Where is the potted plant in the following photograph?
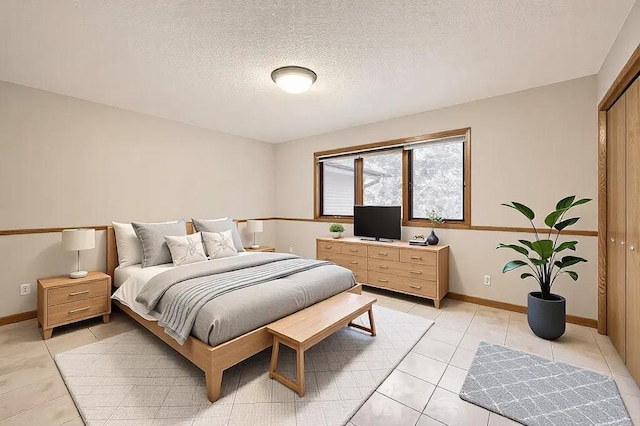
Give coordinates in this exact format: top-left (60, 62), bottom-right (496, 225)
top-left (497, 196), bottom-right (591, 340)
top-left (426, 210), bottom-right (444, 245)
top-left (329, 223), bottom-right (345, 239)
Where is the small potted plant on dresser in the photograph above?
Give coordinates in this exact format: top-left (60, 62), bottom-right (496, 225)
top-left (426, 210), bottom-right (444, 245)
top-left (329, 223), bottom-right (345, 239)
top-left (497, 196), bottom-right (591, 340)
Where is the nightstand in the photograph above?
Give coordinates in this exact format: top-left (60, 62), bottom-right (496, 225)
top-left (37, 271), bottom-right (111, 340)
top-left (244, 246), bottom-right (276, 252)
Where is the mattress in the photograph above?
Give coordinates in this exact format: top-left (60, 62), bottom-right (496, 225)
top-left (112, 254), bottom-right (356, 346)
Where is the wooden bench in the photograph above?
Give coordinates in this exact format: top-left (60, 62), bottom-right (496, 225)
top-left (267, 292), bottom-right (377, 396)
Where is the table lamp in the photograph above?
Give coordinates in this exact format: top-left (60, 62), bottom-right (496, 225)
top-left (246, 220), bottom-right (263, 249)
top-left (62, 228), bottom-right (95, 278)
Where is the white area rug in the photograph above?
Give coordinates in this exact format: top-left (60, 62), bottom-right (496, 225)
top-left (55, 306), bottom-right (433, 425)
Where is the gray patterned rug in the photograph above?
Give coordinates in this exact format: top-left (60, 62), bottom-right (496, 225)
top-left (55, 306), bottom-right (433, 425)
top-left (460, 342), bottom-right (632, 426)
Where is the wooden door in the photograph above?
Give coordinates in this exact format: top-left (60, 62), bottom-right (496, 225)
top-left (607, 92), bottom-right (626, 359)
top-left (626, 77), bottom-right (640, 381)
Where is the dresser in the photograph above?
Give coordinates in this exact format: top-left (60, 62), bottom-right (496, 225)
top-left (37, 271), bottom-right (111, 339)
top-left (316, 237), bottom-right (449, 308)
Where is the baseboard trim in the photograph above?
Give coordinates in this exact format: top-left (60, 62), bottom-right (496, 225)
top-left (0, 310), bottom-right (37, 326)
top-left (447, 293), bottom-right (598, 329)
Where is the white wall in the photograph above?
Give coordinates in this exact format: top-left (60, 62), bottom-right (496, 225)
top-left (0, 81), bottom-right (276, 317)
top-left (275, 76), bottom-right (599, 319)
top-left (597, 0), bottom-right (640, 103)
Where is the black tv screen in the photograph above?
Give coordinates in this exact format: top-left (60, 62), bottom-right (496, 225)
top-left (354, 206), bottom-right (402, 241)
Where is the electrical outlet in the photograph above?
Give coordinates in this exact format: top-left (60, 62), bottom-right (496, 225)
top-left (483, 275), bottom-right (491, 286)
top-left (20, 283), bottom-right (31, 296)
top-left (289, 246), bottom-right (294, 253)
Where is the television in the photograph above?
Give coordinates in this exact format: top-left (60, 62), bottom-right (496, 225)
top-left (354, 205), bottom-right (402, 241)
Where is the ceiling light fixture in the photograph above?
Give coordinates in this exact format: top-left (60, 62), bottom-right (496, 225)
top-left (271, 66), bottom-right (317, 94)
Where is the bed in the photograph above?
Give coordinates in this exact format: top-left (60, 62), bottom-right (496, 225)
top-left (106, 223), bottom-right (361, 402)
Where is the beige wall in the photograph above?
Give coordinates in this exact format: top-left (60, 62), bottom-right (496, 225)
top-left (0, 81), bottom-right (276, 317)
top-left (275, 76), bottom-right (599, 319)
top-left (597, 0), bottom-right (640, 103)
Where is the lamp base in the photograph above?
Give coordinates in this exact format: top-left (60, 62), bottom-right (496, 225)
top-left (250, 244), bottom-right (260, 249)
top-left (69, 270), bottom-right (88, 279)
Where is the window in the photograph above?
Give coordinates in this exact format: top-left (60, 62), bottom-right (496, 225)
top-left (409, 140), bottom-right (464, 220)
top-left (314, 128), bottom-right (470, 227)
top-left (363, 151), bottom-right (402, 206)
top-left (320, 157), bottom-right (355, 216)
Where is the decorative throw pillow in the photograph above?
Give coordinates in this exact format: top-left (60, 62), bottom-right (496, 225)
top-left (202, 230), bottom-right (239, 259)
top-left (132, 220), bottom-right (187, 267)
top-left (165, 233), bottom-right (207, 266)
top-left (192, 218), bottom-right (245, 253)
top-left (112, 222), bottom-right (142, 268)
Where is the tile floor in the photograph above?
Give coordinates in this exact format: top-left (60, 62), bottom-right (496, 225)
top-left (0, 288), bottom-right (638, 426)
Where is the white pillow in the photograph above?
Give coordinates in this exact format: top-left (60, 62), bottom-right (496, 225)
top-left (112, 222), bottom-right (142, 268)
top-left (164, 232), bottom-right (208, 266)
top-left (202, 230), bottom-right (239, 259)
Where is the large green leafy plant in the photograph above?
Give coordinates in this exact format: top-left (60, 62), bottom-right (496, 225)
top-left (497, 196), bottom-right (592, 300)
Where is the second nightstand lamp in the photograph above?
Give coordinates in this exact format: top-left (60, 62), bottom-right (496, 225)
top-left (61, 228), bottom-right (95, 279)
top-left (246, 220), bottom-right (263, 249)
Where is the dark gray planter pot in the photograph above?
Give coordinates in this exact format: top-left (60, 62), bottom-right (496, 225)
top-left (527, 292), bottom-right (566, 340)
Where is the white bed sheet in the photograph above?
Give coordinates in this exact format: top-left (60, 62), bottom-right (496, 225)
top-left (111, 253), bottom-right (255, 321)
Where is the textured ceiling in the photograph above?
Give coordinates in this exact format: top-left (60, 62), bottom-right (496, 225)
top-left (0, 1), bottom-right (634, 143)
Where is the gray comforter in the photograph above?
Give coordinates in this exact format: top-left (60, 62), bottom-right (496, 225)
top-left (136, 253), bottom-right (356, 346)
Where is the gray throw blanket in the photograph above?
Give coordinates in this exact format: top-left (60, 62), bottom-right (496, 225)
top-left (136, 254), bottom-right (330, 344)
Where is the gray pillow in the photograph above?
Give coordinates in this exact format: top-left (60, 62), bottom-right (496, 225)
top-left (132, 220), bottom-right (187, 267)
top-left (191, 218), bottom-right (245, 253)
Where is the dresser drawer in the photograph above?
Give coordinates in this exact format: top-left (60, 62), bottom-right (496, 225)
top-left (368, 271), bottom-right (437, 298)
top-left (47, 280), bottom-right (108, 306)
top-left (340, 243), bottom-right (367, 257)
top-left (47, 296), bottom-right (109, 327)
top-left (368, 258), bottom-right (436, 281)
top-left (399, 249), bottom-right (437, 266)
top-left (318, 252), bottom-right (368, 270)
top-left (350, 268), bottom-right (368, 284)
top-left (334, 254), bottom-right (368, 270)
top-left (317, 241), bottom-right (341, 254)
top-left (367, 246), bottom-right (400, 261)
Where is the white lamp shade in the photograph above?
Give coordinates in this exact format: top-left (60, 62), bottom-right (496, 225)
top-left (62, 229), bottom-right (96, 251)
top-left (246, 220), bottom-right (263, 233)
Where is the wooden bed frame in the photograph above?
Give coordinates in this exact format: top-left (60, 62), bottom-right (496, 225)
top-left (106, 224), bottom-right (362, 402)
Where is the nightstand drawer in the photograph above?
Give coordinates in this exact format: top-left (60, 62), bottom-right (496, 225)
top-left (47, 280), bottom-right (108, 306)
top-left (47, 296), bottom-right (108, 327)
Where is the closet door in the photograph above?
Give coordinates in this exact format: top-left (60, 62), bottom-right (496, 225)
top-left (607, 93), bottom-right (626, 359)
top-left (626, 77), bottom-right (639, 380)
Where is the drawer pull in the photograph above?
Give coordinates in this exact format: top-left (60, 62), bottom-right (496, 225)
top-left (324, 257), bottom-right (333, 261)
top-left (69, 290), bottom-right (90, 296)
top-left (350, 261), bottom-right (359, 264)
top-left (410, 270), bottom-right (422, 275)
top-left (410, 256), bottom-right (422, 260)
top-left (349, 248), bottom-right (359, 252)
top-left (68, 306), bottom-right (90, 314)
top-left (325, 245), bottom-right (333, 249)
top-left (378, 252), bottom-right (388, 256)
top-left (379, 265), bottom-right (388, 269)
top-left (409, 284), bottom-right (422, 289)
top-left (378, 279), bottom-right (389, 283)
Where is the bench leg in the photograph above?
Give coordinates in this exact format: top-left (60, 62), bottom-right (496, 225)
top-left (348, 307), bottom-right (377, 336)
top-left (368, 307), bottom-right (377, 336)
top-left (269, 336), bottom-right (306, 397)
top-left (206, 368), bottom-right (223, 402)
top-left (269, 336), bottom-right (280, 379)
top-left (296, 347), bottom-right (305, 397)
